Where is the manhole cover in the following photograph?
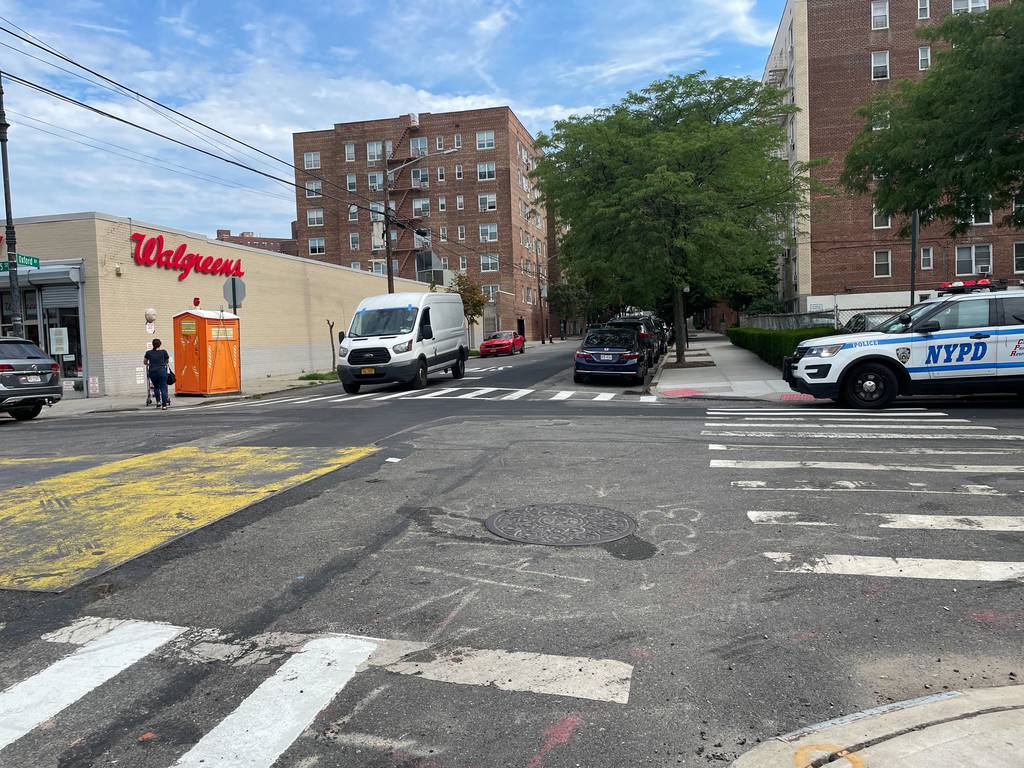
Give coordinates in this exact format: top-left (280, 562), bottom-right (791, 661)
top-left (484, 504), bottom-right (637, 547)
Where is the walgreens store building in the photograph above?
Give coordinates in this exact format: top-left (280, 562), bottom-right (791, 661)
top-left (0, 212), bottom-right (420, 398)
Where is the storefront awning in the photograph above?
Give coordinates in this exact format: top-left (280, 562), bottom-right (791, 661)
top-left (0, 261), bottom-right (82, 288)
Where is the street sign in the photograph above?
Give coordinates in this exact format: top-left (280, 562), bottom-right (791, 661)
top-left (223, 276), bottom-right (246, 310)
top-left (0, 253), bottom-right (40, 272)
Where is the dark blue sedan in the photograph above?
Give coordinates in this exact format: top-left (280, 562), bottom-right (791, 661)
top-left (573, 328), bottom-right (647, 385)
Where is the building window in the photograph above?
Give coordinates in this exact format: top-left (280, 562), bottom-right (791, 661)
top-left (437, 166), bottom-right (445, 182)
top-left (456, 194), bottom-right (464, 210)
top-left (347, 174), bottom-right (356, 192)
top-left (874, 250), bottom-right (892, 278)
top-left (479, 193), bottom-right (497, 211)
top-left (367, 141), bottom-right (383, 162)
top-left (457, 225), bottom-right (466, 241)
top-left (1015, 243), bottom-right (1024, 274)
top-left (345, 142), bottom-right (355, 162)
top-left (351, 261), bottom-right (361, 271)
top-left (436, 136), bottom-right (444, 151)
top-left (480, 223), bottom-right (498, 242)
top-left (919, 0), bottom-right (930, 19)
top-left (481, 253), bottom-right (499, 272)
top-left (411, 167), bottom-right (430, 188)
top-left (525, 286), bottom-right (535, 305)
top-left (368, 172), bottom-right (384, 192)
top-left (307, 208), bottom-right (324, 227)
top-left (414, 230), bottom-right (431, 249)
top-left (308, 237), bottom-right (326, 256)
top-left (872, 51), bottom-right (890, 80)
top-left (349, 233), bottom-right (360, 251)
top-left (972, 206), bottom-right (993, 226)
top-left (410, 136), bottom-right (428, 156)
top-left (953, 0), bottom-right (987, 13)
top-left (919, 46), bottom-right (932, 70)
top-left (439, 226), bottom-right (448, 241)
top-left (455, 163), bottom-right (463, 180)
top-left (303, 151), bottom-right (320, 170)
top-left (459, 255), bottom-right (467, 270)
top-left (370, 202), bottom-right (384, 222)
top-left (440, 257), bottom-right (449, 270)
top-left (920, 246), bottom-right (934, 271)
top-left (438, 195), bottom-right (447, 212)
top-left (478, 161), bottom-right (496, 181)
top-left (453, 132), bottom-right (462, 149)
top-left (873, 208), bottom-right (892, 229)
top-left (348, 205), bottom-right (358, 222)
top-left (871, 1), bottom-right (889, 30)
top-left (483, 284), bottom-right (498, 301)
top-left (476, 129), bottom-right (495, 150)
top-left (413, 198), bottom-right (430, 217)
top-left (305, 180), bottom-right (322, 198)
top-left (956, 244), bottom-right (992, 275)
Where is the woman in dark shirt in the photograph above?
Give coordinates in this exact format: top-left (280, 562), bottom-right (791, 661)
top-left (144, 339), bottom-right (171, 410)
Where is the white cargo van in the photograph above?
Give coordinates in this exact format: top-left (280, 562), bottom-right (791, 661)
top-left (336, 292), bottom-right (469, 394)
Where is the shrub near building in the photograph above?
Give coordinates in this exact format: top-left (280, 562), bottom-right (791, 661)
top-left (726, 327), bottom-right (837, 369)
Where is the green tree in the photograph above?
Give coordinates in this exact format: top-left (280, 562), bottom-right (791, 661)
top-left (447, 271), bottom-right (487, 330)
top-left (843, 1), bottom-right (1024, 233)
top-left (534, 73), bottom-right (808, 361)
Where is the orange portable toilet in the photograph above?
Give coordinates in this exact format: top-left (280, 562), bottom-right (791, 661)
top-left (172, 310), bottom-right (241, 396)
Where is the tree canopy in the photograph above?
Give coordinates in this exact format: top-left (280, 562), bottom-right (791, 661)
top-left (447, 271), bottom-right (487, 325)
top-left (533, 73), bottom-right (808, 356)
top-left (843, 1), bottom-right (1024, 234)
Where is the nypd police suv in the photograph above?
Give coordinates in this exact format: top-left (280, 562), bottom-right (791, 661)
top-left (784, 279), bottom-right (1024, 409)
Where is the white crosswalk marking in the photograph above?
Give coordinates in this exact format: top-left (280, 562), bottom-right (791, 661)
top-left (328, 393), bottom-right (375, 402)
top-left (0, 620), bottom-right (185, 750)
top-left (290, 393), bottom-right (349, 405)
top-left (704, 422), bottom-right (993, 430)
top-left (373, 390), bottom-right (416, 401)
top-left (763, 552), bottom-right (1024, 582)
top-left (500, 389), bottom-right (534, 400)
top-left (712, 459), bottom-right (1024, 473)
top-left (592, 393), bottom-right (616, 401)
top-left (173, 636), bottom-right (376, 768)
top-left (550, 391), bottom-right (575, 401)
top-left (703, 431), bottom-right (1024, 441)
top-left (708, 443), bottom-right (1013, 456)
top-left (747, 511), bottom-right (1024, 531)
top-left (411, 388), bottom-right (459, 399)
top-left (455, 387), bottom-right (499, 399)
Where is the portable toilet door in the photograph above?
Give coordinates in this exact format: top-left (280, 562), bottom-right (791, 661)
top-left (172, 310), bottom-right (241, 396)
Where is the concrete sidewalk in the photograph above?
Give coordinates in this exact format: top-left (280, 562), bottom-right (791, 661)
top-left (36, 372), bottom-right (333, 419)
top-left (732, 684), bottom-right (1023, 767)
top-left (653, 332), bottom-right (811, 402)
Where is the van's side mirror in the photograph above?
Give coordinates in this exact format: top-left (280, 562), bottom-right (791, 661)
top-left (916, 320), bottom-right (940, 334)
top-left (420, 325), bottom-right (434, 340)
top-left (337, 331), bottom-right (346, 343)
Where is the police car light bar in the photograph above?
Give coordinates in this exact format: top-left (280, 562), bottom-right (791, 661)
top-left (937, 277), bottom-right (1007, 295)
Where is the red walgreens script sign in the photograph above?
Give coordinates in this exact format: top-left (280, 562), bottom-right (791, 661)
top-left (130, 233), bottom-right (245, 282)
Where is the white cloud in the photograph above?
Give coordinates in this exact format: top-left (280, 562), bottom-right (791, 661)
top-left (157, 3), bottom-right (214, 47)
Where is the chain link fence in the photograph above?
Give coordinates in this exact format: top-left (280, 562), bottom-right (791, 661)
top-left (741, 306), bottom-right (907, 333)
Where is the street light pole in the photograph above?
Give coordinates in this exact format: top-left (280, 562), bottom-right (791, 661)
top-left (909, 209), bottom-right (919, 307)
top-left (534, 261), bottom-right (545, 344)
top-left (0, 72), bottom-right (24, 338)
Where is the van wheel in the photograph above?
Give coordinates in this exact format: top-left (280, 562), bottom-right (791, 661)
top-left (411, 360), bottom-right (428, 389)
top-left (451, 358), bottom-right (465, 379)
top-left (843, 362), bottom-right (898, 409)
top-left (342, 382), bottom-right (360, 394)
top-left (9, 404), bottom-right (43, 421)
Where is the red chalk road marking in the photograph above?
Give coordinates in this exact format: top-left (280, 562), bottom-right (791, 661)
top-left (659, 388), bottom-right (705, 397)
top-left (779, 393), bottom-right (815, 401)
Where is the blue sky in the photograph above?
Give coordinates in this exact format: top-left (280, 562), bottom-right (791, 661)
top-left (0, 0), bottom-right (785, 238)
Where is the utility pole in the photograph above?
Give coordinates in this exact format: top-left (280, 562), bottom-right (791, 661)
top-left (0, 73), bottom-right (24, 338)
top-left (382, 165), bottom-right (395, 294)
top-left (909, 209), bottom-right (919, 307)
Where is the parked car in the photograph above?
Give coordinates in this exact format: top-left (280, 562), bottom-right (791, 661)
top-left (480, 330), bottom-right (524, 357)
top-left (0, 337), bottom-right (62, 421)
top-left (336, 292), bottom-right (469, 394)
top-left (606, 317), bottom-right (661, 365)
top-left (574, 327), bottom-right (647, 385)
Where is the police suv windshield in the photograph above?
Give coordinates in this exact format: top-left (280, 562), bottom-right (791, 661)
top-left (349, 307), bottom-right (418, 338)
top-left (874, 302), bottom-right (938, 334)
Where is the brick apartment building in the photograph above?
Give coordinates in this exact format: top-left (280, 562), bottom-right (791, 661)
top-left (765, 0), bottom-right (1018, 312)
top-left (215, 227), bottom-right (298, 257)
top-left (291, 107), bottom-right (550, 339)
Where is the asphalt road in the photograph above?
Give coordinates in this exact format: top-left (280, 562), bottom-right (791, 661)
top-left (1, 340), bottom-right (1022, 768)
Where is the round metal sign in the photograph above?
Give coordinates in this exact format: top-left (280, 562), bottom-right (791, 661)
top-left (484, 504), bottom-right (637, 547)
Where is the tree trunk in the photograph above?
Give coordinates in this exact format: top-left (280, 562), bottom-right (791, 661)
top-left (673, 286), bottom-right (687, 364)
top-left (327, 320), bottom-right (336, 371)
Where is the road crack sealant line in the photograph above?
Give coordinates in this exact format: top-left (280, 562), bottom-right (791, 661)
top-left (797, 702), bottom-right (1024, 768)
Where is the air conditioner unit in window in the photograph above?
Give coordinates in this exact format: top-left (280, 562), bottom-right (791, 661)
top-left (410, 112), bottom-right (419, 127)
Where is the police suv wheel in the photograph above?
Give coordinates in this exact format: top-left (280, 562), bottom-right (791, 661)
top-left (843, 362), bottom-right (898, 409)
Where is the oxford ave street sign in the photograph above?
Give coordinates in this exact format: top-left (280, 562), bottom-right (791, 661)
top-left (0, 253), bottom-right (41, 272)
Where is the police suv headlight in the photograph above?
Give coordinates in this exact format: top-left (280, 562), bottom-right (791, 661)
top-left (392, 340), bottom-right (413, 353)
top-left (804, 344), bottom-right (844, 359)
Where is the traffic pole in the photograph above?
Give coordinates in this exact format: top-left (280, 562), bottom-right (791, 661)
top-left (0, 72), bottom-right (24, 338)
top-left (383, 161), bottom-right (395, 294)
top-left (909, 209), bottom-right (919, 307)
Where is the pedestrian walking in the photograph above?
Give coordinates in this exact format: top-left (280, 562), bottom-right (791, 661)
top-left (144, 338), bottom-right (172, 410)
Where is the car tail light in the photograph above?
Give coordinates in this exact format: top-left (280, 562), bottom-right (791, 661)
top-left (50, 363), bottom-right (60, 373)
top-left (0, 364), bottom-right (12, 372)
top-left (639, 332), bottom-right (650, 339)
top-left (575, 350), bottom-right (592, 359)
top-left (621, 353), bottom-right (641, 360)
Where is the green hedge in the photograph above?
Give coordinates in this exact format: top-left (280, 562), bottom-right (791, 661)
top-left (726, 326), bottom-right (839, 369)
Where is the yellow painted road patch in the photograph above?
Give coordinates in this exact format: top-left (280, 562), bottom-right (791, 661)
top-left (0, 445), bottom-right (377, 592)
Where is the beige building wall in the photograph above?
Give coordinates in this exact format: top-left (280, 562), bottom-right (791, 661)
top-left (15, 212), bottom-right (423, 397)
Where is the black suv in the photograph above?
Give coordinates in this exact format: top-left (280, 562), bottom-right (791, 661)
top-left (606, 317), bottom-right (661, 366)
top-left (0, 337), bottom-right (62, 421)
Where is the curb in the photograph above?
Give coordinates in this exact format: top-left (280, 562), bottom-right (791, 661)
top-left (732, 685), bottom-right (1024, 767)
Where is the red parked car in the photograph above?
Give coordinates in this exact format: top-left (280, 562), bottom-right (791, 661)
top-left (480, 331), bottom-right (524, 357)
